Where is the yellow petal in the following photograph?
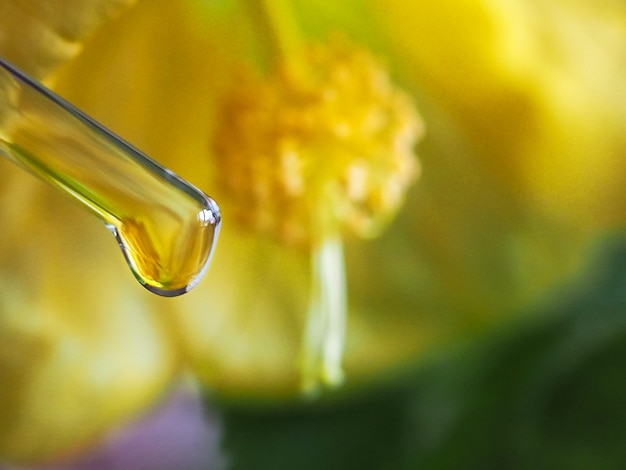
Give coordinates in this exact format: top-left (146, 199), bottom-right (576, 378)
top-left (0, 0), bottom-right (181, 463)
top-left (0, 165), bottom-right (181, 463)
top-left (380, 0), bottom-right (626, 228)
top-left (0, 0), bottom-right (135, 80)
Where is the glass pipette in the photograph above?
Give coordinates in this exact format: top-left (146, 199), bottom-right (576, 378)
top-left (0, 57), bottom-right (221, 297)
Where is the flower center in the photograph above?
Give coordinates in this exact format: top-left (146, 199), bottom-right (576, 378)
top-left (215, 40), bottom-right (423, 247)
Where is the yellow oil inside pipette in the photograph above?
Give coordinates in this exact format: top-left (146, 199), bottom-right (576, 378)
top-left (0, 57), bottom-right (221, 296)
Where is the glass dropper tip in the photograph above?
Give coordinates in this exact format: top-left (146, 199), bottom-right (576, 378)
top-left (110, 194), bottom-right (222, 297)
top-left (0, 57), bottom-right (221, 296)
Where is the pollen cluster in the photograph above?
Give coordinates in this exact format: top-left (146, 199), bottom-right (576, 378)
top-left (214, 41), bottom-right (424, 247)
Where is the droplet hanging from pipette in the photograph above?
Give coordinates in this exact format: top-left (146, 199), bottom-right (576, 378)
top-left (0, 57), bottom-right (221, 296)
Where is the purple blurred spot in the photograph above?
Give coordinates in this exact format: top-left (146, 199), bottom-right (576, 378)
top-left (2, 385), bottom-right (224, 470)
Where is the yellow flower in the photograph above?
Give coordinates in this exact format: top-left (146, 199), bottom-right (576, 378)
top-left (3, 0), bottom-right (626, 462)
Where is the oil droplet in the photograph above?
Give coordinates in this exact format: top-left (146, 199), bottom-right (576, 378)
top-left (107, 197), bottom-right (220, 296)
top-left (0, 58), bottom-right (221, 296)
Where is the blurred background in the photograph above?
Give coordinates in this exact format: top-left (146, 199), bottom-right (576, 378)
top-left (2, 0), bottom-right (626, 468)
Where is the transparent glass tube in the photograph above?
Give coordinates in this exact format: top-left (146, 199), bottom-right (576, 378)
top-left (0, 57), bottom-right (221, 297)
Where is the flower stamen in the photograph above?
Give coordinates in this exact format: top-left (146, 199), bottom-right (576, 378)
top-left (301, 237), bottom-right (346, 394)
